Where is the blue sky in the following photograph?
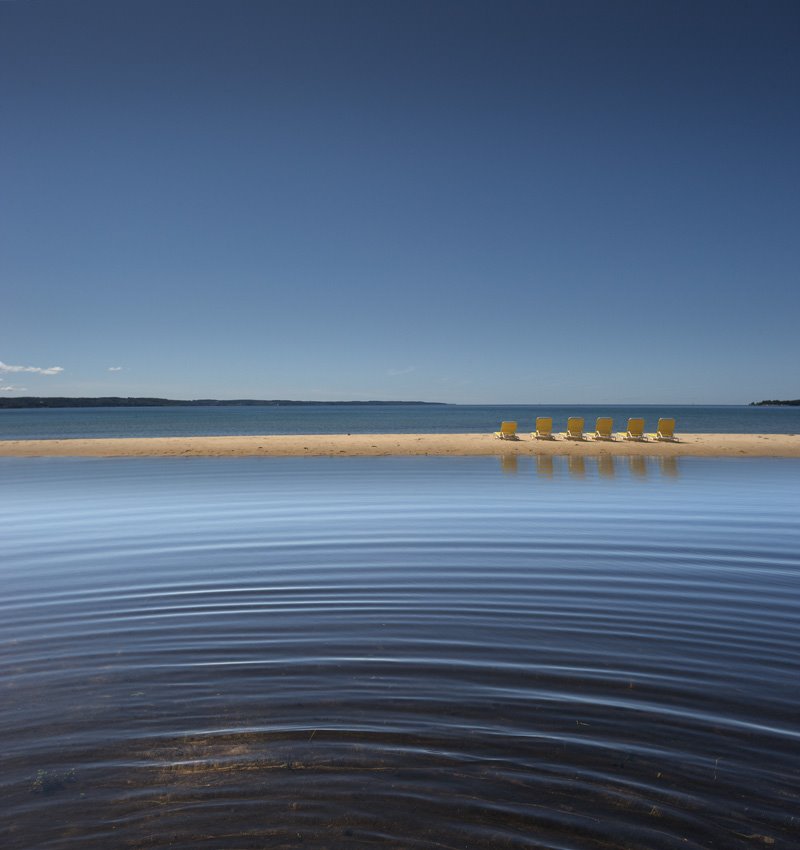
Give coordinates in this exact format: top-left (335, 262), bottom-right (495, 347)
top-left (2, 0), bottom-right (798, 403)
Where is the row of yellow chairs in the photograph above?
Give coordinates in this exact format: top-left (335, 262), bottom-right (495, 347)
top-left (494, 417), bottom-right (677, 442)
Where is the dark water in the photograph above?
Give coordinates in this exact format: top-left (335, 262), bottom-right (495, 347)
top-left (2, 403), bottom-right (800, 440)
top-left (2, 457), bottom-right (799, 849)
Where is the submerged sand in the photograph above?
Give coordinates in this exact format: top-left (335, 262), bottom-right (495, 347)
top-left (1, 433), bottom-right (799, 457)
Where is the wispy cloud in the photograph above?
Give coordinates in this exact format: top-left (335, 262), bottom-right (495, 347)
top-left (387, 366), bottom-right (415, 377)
top-left (0, 385), bottom-right (27, 392)
top-left (0, 360), bottom-right (64, 375)
top-left (108, 366), bottom-right (123, 371)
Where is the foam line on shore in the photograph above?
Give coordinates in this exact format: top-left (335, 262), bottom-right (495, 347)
top-left (1, 433), bottom-right (799, 457)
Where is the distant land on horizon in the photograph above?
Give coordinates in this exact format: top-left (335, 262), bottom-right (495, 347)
top-left (750, 399), bottom-right (800, 407)
top-left (0, 397), bottom-right (448, 410)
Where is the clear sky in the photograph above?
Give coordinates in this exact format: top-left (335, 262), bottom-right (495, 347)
top-left (2, 0), bottom-right (798, 403)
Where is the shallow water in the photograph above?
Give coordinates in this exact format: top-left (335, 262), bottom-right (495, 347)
top-left (2, 402), bottom-right (800, 440)
top-left (2, 457), bottom-right (799, 849)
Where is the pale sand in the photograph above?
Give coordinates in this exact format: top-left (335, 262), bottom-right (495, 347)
top-left (1, 433), bottom-right (799, 457)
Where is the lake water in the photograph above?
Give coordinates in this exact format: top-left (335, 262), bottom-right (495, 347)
top-left (2, 403), bottom-right (800, 440)
top-left (2, 457), bottom-right (799, 849)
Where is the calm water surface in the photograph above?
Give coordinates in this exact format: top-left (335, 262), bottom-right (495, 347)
top-left (3, 403), bottom-right (800, 439)
top-left (2, 457), bottom-right (799, 849)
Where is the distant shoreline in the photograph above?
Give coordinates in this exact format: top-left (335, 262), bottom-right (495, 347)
top-left (0, 397), bottom-right (447, 410)
top-left (2, 433), bottom-right (799, 458)
top-left (749, 399), bottom-right (800, 407)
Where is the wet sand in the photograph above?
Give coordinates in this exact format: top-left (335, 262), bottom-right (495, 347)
top-left (1, 433), bottom-right (799, 457)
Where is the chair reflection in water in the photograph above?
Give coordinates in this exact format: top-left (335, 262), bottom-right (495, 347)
top-left (536, 455), bottom-right (554, 477)
top-left (660, 457), bottom-right (679, 476)
top-left (568, 456), bottom-right (586, 477)
top-left (500, 455), bottom-right (519, 474)
top-left (629, 456), bottom-right (648, 476)
top-left (597, 454), bottom-right (615, 477)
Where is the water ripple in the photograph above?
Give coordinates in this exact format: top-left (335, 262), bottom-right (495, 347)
top-left (1, 458), bottom-right (799, 849)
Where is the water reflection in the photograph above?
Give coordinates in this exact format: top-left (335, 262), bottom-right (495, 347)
top-left (568, 455), bottom-right (586, 477)
top-left (597, 454), bottom-right (615, 477)
top-left (660, 456), bottom-right (679, 477)
top-left (521, 455), bottom-right (682, 478)
top-left (6, 456), bottom-right (795, 850)
top-left (500, 454), bottom-right (519, 474)
top-left (629, 455), bottom-right (648, 477)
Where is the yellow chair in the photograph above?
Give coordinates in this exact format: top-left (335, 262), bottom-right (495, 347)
top-left (532, 416), bottom-right (555, 439)
top-left (651, 418), bottom-right (677, 441)
top-left (623, 418), bottom-right (647, 441)
top-left (593, 417), bottom-right (615, 440)
top-left (564, 417), bottom-right (586, 440)
top-left (494, 421), bottom-right (518, 440)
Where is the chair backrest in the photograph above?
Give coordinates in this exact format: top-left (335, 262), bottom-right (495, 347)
top-left (535, 416), bottom-right (552, 435)
top-left (595, 417), bottom-right (613, 436)
top-left (500, 421), bottom-right (517, 436)
top-left (657, 418), bottom-right (675, 437)
top-left (627, 417), bottom-right (645, 437)
top-left (567, 417), bottom-right (584, 436)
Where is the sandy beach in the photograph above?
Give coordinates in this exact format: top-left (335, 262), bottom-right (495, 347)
top-left (1, 433), bottom-right (799, 457)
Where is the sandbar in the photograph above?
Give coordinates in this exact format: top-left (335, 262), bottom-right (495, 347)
top-left (0, 433), bottom-right (799, 457)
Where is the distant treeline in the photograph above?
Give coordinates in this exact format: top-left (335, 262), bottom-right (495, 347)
top-left (750, 399), bottom-right (800, 407)
top-left (0, 397), bottom-right (446, 410)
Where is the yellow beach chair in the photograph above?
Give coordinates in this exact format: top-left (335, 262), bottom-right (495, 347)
top-left (494, 421), bottom-right (518, 440)
top-left (532, 416), bottom-right (555, 439)
top-left (623, 418), bottom-right (647, 441)
top-left (593, 417), bottom-right (615, 440)
top-left (650, 418), bottom-right (677, 441)
top-left (564, 417), bottom-right (586, 440)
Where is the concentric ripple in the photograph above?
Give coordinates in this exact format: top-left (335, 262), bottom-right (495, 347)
top-left (1, 457), bottom-right (799, 849)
